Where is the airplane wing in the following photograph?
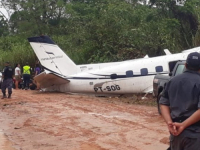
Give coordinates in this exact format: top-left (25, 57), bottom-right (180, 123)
top-left (34, 71), bottom-right (70, 88)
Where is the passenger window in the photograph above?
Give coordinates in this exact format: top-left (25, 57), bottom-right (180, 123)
top-left (155, 66), bottom-right (163, 72)
top-left (126, 70), bottom-right (133, 77)
top-left (110, 74), bottom-right (117, 79)
top-left (175, 65), bottom-right (185, 76)
top-left (141, 68), bottom-right (148, 76)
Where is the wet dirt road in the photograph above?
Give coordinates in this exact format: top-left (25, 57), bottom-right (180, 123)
top-left (0, 90), bottom-right (169, 150)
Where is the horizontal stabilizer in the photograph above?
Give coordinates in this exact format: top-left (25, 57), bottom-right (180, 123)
top-left (34, 72), bottom-right (70, 88)
top-left (164, 49), bottom-right (171, 55)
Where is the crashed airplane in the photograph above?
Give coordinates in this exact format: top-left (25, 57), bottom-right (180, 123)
top-left (28, 35), bottom-right (200, 95)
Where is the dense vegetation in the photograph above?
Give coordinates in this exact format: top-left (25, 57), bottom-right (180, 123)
top-left (0, 0), bottom-right (199, 68)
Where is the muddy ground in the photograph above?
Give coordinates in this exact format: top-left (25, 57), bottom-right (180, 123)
top-left (0, 90), bottom-right (169, 150)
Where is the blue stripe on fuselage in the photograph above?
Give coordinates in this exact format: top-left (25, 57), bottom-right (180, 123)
top-left (42, 65), bottom-right (168, 80)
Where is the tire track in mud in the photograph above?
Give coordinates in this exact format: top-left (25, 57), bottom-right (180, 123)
top-left (28, 92), bottom-right (168, 149)
top-left (0, 90), bottom-right (169, 150)
top-left (36, 94), bottom-right (169, 149)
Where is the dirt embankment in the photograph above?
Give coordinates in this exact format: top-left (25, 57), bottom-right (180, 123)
top-left (0, 90), bottom-right (169, 150)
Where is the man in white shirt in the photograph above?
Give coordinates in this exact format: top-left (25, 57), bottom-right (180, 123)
top-left (15, 63), bottom-right (21, 90)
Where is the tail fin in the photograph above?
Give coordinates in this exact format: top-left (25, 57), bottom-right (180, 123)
top-left (28, 35), bottom-right (77, 76)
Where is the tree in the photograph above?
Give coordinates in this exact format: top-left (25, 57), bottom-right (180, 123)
top-left (4, 0), bottom-right (68, 36)
top-left (0, 0), bottom-right (199, 65)
top-left (0, 15), bottom-right (9, 36)
top-left (148, 0), bottom-right (199, 50)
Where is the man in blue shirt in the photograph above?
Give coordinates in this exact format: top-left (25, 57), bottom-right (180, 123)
top-left (1, 62), bottom-right (14, 99)
top-left (160, 52), bottom-right (200, 150)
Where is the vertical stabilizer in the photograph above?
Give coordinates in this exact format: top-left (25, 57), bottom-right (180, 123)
top-left (28, 36), bottom-right (77, 76)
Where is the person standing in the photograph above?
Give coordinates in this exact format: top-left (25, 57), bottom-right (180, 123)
top-left (23, 62), bottom-right (31, 90)
top-left (14, 63), bottom-right (21, 90)
top-left (159, 52), bottom-right (200, 150)
top-left (1, 62), bottom-right (14, 99)
top-left (34, 64), bottom-right (41, 90)
top-left (34, 64), bottom-right (41, 76)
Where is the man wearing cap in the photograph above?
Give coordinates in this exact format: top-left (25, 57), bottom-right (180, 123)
top-left (159, 52), bottom-right (200, 150)
top-left (1, 62), bottom-right (14, 99)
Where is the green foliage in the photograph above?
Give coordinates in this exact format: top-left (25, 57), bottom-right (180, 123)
top-left (0, 36), bottom-right (35, 68)
top-left (0, 0), bottom-right (199, 66)
top-left (65, 0), bottom-right (149, 63)
top-left (0, 15), bottom-right (9, 36)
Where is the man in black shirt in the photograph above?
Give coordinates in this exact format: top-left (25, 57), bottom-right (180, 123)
top-left (160, 52), bottom-right (200, 150)
top-left (1, 62), bottom-right (14, 99)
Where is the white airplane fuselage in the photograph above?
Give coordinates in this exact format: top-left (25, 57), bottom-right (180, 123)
top-left (27, 36), bottom-right (200, 95)
top-left (46, 52), bottom-right (189, 94)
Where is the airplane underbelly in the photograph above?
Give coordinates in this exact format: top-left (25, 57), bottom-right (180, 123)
top-left (131, 76), bottom-right (154, 93)
top-left (68, 76), bottom-right (154, 94)
top-left (45, 83), bottom-right (70, 92)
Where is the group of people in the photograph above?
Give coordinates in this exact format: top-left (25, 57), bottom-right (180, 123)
top-left (1, 61), bottom-right (41, 99)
